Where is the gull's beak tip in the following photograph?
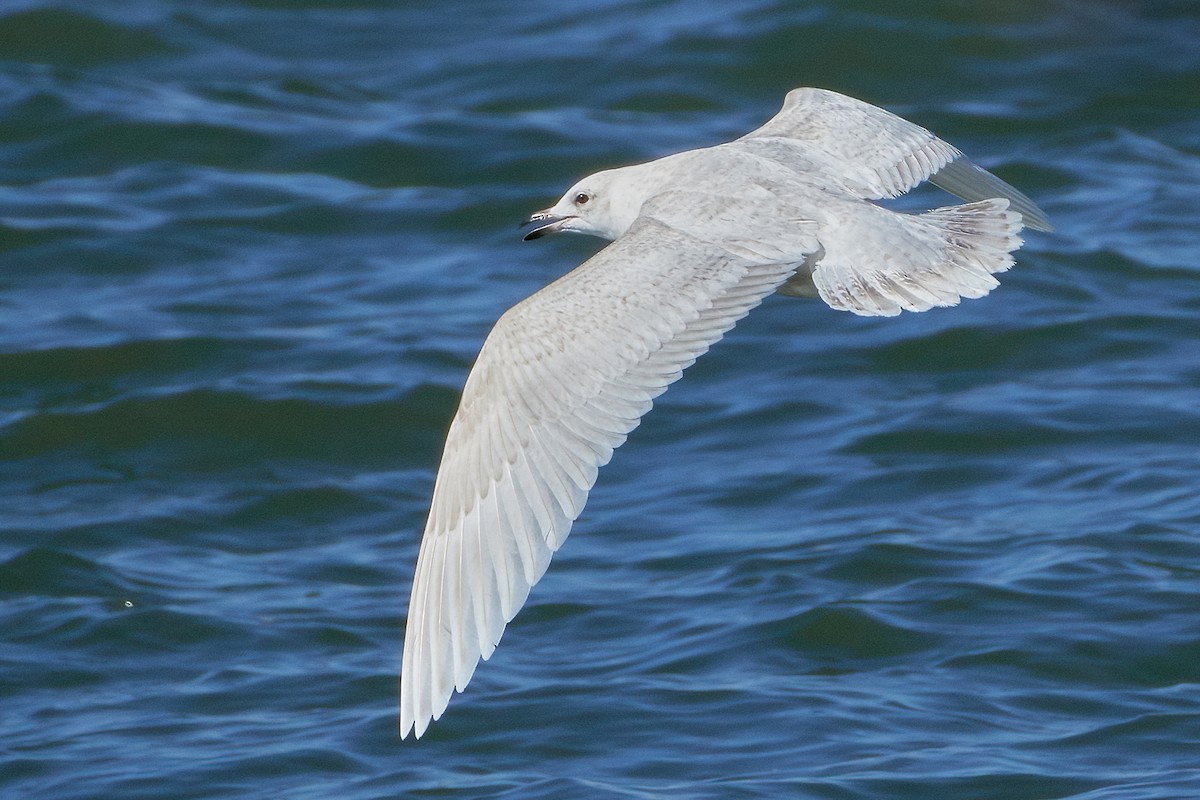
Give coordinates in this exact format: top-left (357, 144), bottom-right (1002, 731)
top-left (520, 208), bottom-right (564, 242)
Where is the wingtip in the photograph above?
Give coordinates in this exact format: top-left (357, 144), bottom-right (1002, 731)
top-left (929, 155), bottom-right (1053, 236)
top-left (1020, 211), bottom-right (1054, 234)
top-left (398, 700), bottom-right (415, 740)
top-left (398, 711), bottom-right (428, 741)
top-left (398, 674), bottom-right (429, 741)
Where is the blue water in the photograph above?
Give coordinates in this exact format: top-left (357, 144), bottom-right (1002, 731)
top-left (3, 2), bottom-right (1199, 798)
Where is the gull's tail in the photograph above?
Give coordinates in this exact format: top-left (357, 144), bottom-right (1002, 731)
top-left (789, 197), bottom-right (1026, 317)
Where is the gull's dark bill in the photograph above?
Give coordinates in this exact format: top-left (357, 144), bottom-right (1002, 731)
top-left (520, 210), bottom-right (569, 241)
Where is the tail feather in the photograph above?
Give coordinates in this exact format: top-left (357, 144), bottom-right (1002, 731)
top-left (806, 198), bottom-right (1025, 317)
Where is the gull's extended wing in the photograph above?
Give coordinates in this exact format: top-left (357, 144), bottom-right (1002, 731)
top-left (401, 205), bottom-right (819, 738)
top-left (740, 87), bottom-right (1052, 231)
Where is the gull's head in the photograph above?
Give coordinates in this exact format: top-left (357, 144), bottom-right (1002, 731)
top-left (521, 166), bottom-right (647, 242)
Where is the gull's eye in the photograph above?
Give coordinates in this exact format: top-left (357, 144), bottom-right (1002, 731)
top-left (574, 192), bottom-right (590, 205)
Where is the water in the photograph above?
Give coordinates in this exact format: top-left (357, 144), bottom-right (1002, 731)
top-left (2, 1), bottom-right (1199, 798)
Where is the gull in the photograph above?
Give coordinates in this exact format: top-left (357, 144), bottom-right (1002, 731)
top-left (399, 87), bottom-right (1051, 739)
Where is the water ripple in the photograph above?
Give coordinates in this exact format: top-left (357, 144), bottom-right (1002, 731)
top-left (3, 2), bottom-right (1200, 799)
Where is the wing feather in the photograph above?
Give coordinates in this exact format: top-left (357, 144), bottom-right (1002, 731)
top-left (400, 215), bottom-right (816, 738)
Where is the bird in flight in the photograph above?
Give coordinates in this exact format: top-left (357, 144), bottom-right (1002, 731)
top-left (400, 87), bottom-right (1051, 739)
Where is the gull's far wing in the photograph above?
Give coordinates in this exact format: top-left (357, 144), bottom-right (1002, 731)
top-left (400, 211), bottom-right (818, 738)
top-left (739, 87), bottom-right (1052, 231)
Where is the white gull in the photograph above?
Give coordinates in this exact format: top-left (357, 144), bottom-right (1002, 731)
top-left (400, 87), bottom-right (1052, 739)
